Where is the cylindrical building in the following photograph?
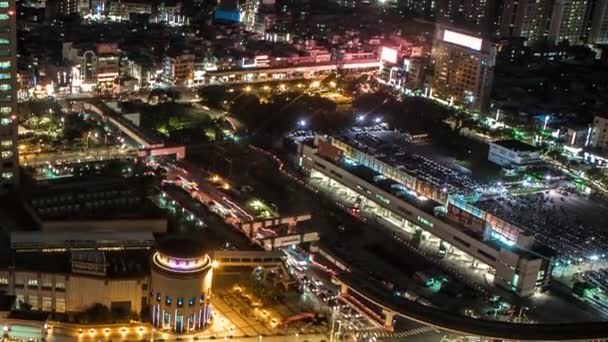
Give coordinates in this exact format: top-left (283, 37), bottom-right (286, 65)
top-left (150, 237), bottom-right (214, 333)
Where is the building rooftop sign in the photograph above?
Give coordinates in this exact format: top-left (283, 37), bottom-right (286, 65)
top-left (442, 30), bottom-right (482, 51)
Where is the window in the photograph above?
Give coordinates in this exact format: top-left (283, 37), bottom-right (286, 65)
top-left (0, 14), bottom-right (9, 20)
top-left (56, 297), bottom-right (66, 312)
top-left (42, 297), bottom-right (52, 311)
top-left (55, 280), bottom-right (65, 289)
top-left (1, 172), bottom-right (12, 180)
top-left (0, 277), bottom-right (7, 284)
top-left (28, 279), bottom-right (38, 287)
top-left (0, 106), bottom-right (9, 113)
top-left (0, 49), bottom-right (9, 57)
top-left (177, 297), bottom-right (183, 307)
top-left (1, 150), bottom-right (12, 159)
top-left (0, 83), bottom-right (11, 91)
top-left (199, 294), bottom-right (204, 304)
top-left (0, 61), bottom-right (8, 69)
top-left (165, 296), bottom-right (172, 305)
top-left (0, 73), bottom-right (10, 80)
top-left (0, 118), bottom-right (9, 125)
top-left (0, 39), bottom-right (8, 45)
top-left (156, 292), bottom-right (161, 301)
top-left (28, 295), bottom-right (38, 310)
top-left (1, 140), bottom-right (11, 147)
top-left (189, 297), bottom-right (195, 306)
top-left (0, 2), bottom-right (8, 8)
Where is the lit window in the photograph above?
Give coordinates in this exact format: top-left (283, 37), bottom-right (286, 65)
top-left (2, 172), bottom-right (12, 180)
top-left (0, 84), bottom-right (10, 91)
top-left (0, 278), bottom-right (7, 284)
top-left (0, 118), bottom-right (9, 125)
top-left (0, 107), bottom-right (9, 113)
top-left (156, 292), bottom-right (161, 301)
top-left (177, 297), bottom-right (183, 307)
top-left (189, 297), bottom-right (195, 306)
top-left (199, 294), bottom-right (204, 303)
top-left (0, 2), bottom-right (8, 8)
top-left (165, 296), bottom-right (172, 305)
top-left (0, 73), bottom-right (11, 80)
top-left (0, 39), bottom-right (8, 45)
top-left (0, 61), bottom-right (9, 69)
top-left (1, 140), bottom-right (10, 147)
top-left (1, 150), bottom-right (11, 159)
top-left (28, 279), bottom-right (38, 287)
top-left (0, 14), bottom-right (8, 20)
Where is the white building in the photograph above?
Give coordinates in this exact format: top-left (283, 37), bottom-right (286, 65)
top-left (488, 140), bottom-right (540, 167)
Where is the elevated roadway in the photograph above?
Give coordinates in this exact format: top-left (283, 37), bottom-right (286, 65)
top-left (334, 271), bottom-right (608, 341)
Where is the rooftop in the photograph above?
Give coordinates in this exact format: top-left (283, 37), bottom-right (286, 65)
top-left (156, 235), bottom-right (211, 259)
top-left (476, 190), bottom-right (608, 260)
top-left (334, 132), bottom-right (482, 195)
top-left (492, 140), bottom-right (538, 152)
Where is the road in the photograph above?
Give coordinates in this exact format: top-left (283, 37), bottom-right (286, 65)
top-left (164, 161), bottom-right (255, 225)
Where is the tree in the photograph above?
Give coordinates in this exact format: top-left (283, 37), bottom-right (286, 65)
top-left (198, 85), bottom-right (227, 108)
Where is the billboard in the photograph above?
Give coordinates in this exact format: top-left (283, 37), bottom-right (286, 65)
top-left (442, 30), bottom-right (482, 51)
top-left (380, 46), bottom-right (398, 64)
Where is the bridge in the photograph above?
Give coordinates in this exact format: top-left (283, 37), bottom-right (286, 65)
top-left (66, 99), bottom-right (185, 160)
top-left (333, 271), bottom-right (608, 341)
top-left (204, 59), bottom-right (380, 85)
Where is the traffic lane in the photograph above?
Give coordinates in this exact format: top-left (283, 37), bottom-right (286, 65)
top-left (166, 163), bottom-right (252, 222)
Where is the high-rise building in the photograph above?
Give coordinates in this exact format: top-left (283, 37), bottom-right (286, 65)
top-left (548, 0), bottom-right (588, 45)
top-left (499, 0), bottom-right (552, 43)
top-left (589, 0), bottom-right (608, 44)
top-left (398, 0), bottom-right (436, 19)
top-left (0, 0), bottom-right (18, 192)
top-left (436, 0), bottom-right (499, 35)
top-left (431, 25), bottom-right (497, 115)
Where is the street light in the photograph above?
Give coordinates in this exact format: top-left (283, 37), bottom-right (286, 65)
top-left (374, 117), bottom-right (382, 124)
top-left (357, 115), bottom-right (365, 122)
top-left (298, 119), bottom-right (307, 127)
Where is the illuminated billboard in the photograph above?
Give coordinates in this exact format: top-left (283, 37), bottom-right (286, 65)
top-left (381, 46), bottom-right (398, 64)
top-left (442, 30), bottom-right (482, 51)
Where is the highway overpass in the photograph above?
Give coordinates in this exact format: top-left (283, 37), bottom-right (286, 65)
top-left (333, 271), bottom-right (608, 341)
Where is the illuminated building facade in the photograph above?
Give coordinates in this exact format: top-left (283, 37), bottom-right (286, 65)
top-left (162, 52), bottom-right (195, 86)
top-left (590, 0), bottom-right (608, 44)
top-left (431, 26), bottom-right (496, 115)
top-left (590, 113), bottom-right (608, 150)
top-left (499, 0), bottom-right (553, 42)
top-left (62, 42), bottom-right (120, 89)
top-left (436, 0), bottom-right (500, 35)
top-left (548, 0), bottom-right (588, 45)
top-left (150, 237), bottom-right (213, 333)
top-left (0, 0), bottom-right (17, 192)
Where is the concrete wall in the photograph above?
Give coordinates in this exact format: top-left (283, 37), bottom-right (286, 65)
top-left (66, 276), bottom-right (147, 313)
